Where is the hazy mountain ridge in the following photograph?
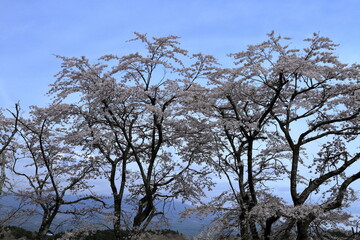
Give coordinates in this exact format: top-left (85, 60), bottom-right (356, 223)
top-left (0, 195), bottom-right (211, 237)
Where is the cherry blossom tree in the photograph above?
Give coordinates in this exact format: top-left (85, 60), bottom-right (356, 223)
top-left (184, 32), bottom-right (360, 240)
top-left (9, 106), bottom-right (105, 238)
top-left (48, 33), bottom-right (216, 239)
top-left (267, 33), bottom-right (360, 240)
top-left (182, 32), bottom-right (293, 240)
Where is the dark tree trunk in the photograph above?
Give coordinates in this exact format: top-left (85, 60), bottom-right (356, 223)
top-left (249, 220), bottom-right (260, 240)
top-left (133, 200), bottom-right (154, 229)
top-left (113, 194), bottom-right (123, 240)
top-left (113, 158), bottom-right (128, 240)
top-left (37, 206), bottom-right (59, 240)
top-left (238, 207), bottom-right (249, 240)
top-left (239, 222), bottom-right (248, 240)
top-left (264, 216), bottom-right (279, 240)
top-left (296, 220), bottom-right (311, 240)
top-left (247, 140), bottom-right (259, 240)
top-left (38, 223), bottom-right (51, 239)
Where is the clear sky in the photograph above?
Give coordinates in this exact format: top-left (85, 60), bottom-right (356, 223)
top-left (1, 0), bottom-right (360, 110)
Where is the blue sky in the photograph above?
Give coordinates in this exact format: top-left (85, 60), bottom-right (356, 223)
top-left (1, 0), bottom-right (360, 110)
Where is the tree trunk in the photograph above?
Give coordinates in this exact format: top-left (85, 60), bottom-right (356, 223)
top-left (112, 158), bottom-right (128, 240)
top-left (37, 212), bottom-right (56, 239)
top-left (264, 216), bottom-right (279, 240)
top-left (0, 153), bottom-right (5, 195)
top-left (38, 223), bottom-right (51, 239)
top-left (37, 202), bottom-right (61, 239)
top-left (133, 200), bottom-right (154, 230)
top-left (249, 220), bottom-right (259, 240)
top-left (240, 222), bottom-right (248, 240)
top-left (296, 220), bottom-right (311, 240)
top-left (247, 140), bottom-right (257, 206)
top-left (113, 194), bottom-right (123, 240)
top-left (239, 210), bottom-right (250, 240)
top-left (247, 140), bottom-right (259, 240)
top-left (290, 147), bottom-right (300, 205)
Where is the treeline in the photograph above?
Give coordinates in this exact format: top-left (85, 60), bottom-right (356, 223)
top-left (1, 226), bottom-right (185, 240)
top-left (0, 32), bottom-right (359, 240)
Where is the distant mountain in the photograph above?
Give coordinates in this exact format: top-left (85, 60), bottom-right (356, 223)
top-left (151, 200), bottom-right (212, 237)
top-left (3, 194), bottom-right (359, 238)
top-left (0, 195), bottom-right (211, 238)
